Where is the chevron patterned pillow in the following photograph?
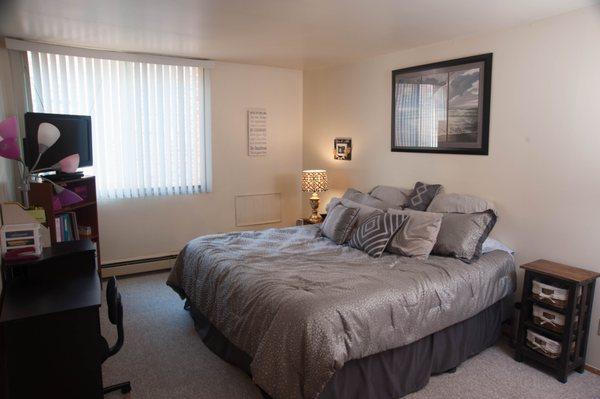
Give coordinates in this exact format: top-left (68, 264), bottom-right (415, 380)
top-left (349, 212), bottom-right (408, 257)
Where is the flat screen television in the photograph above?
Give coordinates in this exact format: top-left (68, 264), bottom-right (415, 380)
top-left (24, 112), bottom-right (93, 170)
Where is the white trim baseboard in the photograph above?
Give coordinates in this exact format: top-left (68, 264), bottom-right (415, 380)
top-left (101, 254), bottom-right (177, 278)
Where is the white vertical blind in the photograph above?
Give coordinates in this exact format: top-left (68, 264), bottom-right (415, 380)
top-left (395, 76), bottom-right (447, 147)
top-left (26, 50), bottom-right (211, 199)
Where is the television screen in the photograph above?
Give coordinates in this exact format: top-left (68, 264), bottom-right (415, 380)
top-left (24, 112), bottom-right (93, 170)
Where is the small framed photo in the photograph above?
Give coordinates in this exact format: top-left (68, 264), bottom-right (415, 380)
top-left (334, 138), bottom-right (352, 160)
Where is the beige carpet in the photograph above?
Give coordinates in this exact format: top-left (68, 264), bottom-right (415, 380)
top-left (101, 271), bottom-right (600, 399)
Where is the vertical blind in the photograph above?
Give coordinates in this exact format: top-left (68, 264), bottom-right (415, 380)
top-left (26, 50), bottom-right (211, 199)
top-left (395, 78), bottom-right (447, 147)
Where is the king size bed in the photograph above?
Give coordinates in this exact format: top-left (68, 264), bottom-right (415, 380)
top-left (167, 223), bottom-right (516, 399)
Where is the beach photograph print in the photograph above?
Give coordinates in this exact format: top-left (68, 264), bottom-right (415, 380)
top-left (391, 53), bottom-right (491, 155)
top-left (447, 68), bottom-right (480, 143)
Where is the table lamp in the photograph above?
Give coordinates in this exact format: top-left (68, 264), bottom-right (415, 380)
top-left (0, 116), bottom-right (83, 208)
top-left (301, 169), bottom-right (328, 223)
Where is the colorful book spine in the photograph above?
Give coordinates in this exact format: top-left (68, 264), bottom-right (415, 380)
top-left (54, 213), bottom-right (80, 242)
top-left (55, 217), bottom-right (62, 242)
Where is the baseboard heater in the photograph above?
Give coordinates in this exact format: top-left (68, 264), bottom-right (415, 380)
top-left (101, 254), bottom-right (178, 278)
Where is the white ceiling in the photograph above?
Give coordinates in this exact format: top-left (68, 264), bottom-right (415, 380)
top-left (0, 0), bottom-right (597, 70)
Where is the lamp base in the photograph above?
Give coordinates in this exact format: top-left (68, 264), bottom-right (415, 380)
top-left (308, 194), bottom-right (323, 223)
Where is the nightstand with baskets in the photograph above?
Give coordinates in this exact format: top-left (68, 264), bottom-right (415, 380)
top-left (514, 259), bottom-right (599, 383)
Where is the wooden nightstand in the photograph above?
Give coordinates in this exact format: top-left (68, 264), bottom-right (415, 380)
top-left (514, 259), bottom-right (600, 383)
top-left (296, 214), bottom-right (327, 226)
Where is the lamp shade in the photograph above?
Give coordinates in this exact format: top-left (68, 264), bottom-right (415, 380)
top-left (57, 154), bottom-right (80, 173)
top-left (0, 116), bottom-right (20, 160)
top-left (54, 185), bottom-right (84, 207)
top-left (301, 169), bottom-right (328, 193)
top-left (37, 122), bottom-right (60, 153)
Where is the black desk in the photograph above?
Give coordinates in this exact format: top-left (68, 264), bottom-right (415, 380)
top-left (0, 240), bottom-right (103, 399)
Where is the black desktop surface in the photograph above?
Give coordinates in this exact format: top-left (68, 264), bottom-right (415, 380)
top-left (0, 240), bottom-right (101, 323)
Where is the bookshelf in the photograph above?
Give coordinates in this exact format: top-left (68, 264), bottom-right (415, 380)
top-left (29, 176), bottom-right (102, 266)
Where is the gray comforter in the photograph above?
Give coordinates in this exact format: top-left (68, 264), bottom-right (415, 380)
top-left (167, 225), bottom-right (516, 399)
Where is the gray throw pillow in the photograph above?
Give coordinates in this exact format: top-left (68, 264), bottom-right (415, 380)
top-left (432, 210), bottom-right (497, 263)
top-left (386, 209), bottom-right (443, 258)
top-left (406, 182), bottom-right (443, 211)
top-left (320, 203), bottom-right (359, 244)
top-left (349, 213), bottom-right (408, 257)
top-left (369, 185), bottom-right (412, 209)
top-left (427, 193), bottom-right (497, 216)
top-left (326, 197), bottom-right (383, 227)
top-left (342, 188), bottom-right (387, 210)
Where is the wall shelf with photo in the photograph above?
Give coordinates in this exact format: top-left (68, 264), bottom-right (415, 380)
top-left (391, 53), bottom-right (492, 155)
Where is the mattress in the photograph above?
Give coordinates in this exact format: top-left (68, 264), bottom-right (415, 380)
top-left (167, 225), bottom-right (516, 399)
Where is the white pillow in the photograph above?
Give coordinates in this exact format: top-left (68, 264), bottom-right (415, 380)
top-left (481, 237), bottom-right (514, 255)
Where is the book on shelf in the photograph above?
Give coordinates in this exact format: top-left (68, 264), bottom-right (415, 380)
top-left (54, 212), bottom-right (80, 242)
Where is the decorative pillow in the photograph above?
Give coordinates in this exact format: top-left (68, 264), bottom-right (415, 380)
top-left (342, 188), bottom-right (388, 210)
top-left (386, 209), bottom-right (443, 258)
top-left (427, 193), bottom-right (497, 216)
top-left (369, 185), bottom-right (412, 209)
top-left (349, 213), bottom-right (408, 257)
top-left (405, 182), bottom-right (443, 211)
top-left (326, 198), bottom-right (384, 227)
top-left (320, 203), bottom-right (359, 244)
top-left (432, 210), bottom-right (497, 263)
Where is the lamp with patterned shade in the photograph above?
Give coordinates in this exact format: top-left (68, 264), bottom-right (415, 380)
top-left (301, 169), bottom-right (328, 223)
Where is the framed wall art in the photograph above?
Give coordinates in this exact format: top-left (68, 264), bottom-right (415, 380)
top-left (333, 137), bottom-right (352, 160)
top-left (391, 53), bottom-right (492, 155)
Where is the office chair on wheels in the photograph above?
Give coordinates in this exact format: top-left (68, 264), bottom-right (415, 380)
top-left (101, 276), bottom-right (132, 395)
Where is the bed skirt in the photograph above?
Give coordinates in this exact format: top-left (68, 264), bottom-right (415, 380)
top-left (186, 297), bottom-right (512, 399)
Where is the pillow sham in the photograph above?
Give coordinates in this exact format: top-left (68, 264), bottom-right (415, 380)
top-left (405, 182), bottom-right (443, 211)
top-left (432, 210), bottom-right (497, 263)
top-left (342, 188), bottom-right (388, 210)
top-left (349, 212), bottom-right (408, 257)
top-left (427, 193), bottom-right (497, 216)
top-left (320, 203), bottom-right (359, 244)
top-left (326, 197), bottom-right (383, 227)
top-left (369, 185), bottom-right (412, 209)
top-left (387, 209), bottom-right (443, 258)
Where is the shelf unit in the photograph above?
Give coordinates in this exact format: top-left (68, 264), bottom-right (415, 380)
top-left (514, 259), bottom-right (599, 383)
top-left (28, 176), bottom-right (102, 266)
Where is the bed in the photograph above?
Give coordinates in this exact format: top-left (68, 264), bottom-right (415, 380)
top-left (167, 224), bottom-right (516, 399)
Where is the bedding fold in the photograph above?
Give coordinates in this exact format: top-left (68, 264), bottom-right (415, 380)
top-left (167, 225), bottom-right (515, 399)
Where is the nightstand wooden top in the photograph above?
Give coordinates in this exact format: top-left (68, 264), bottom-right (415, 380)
top-left (521, 259), bottom-right (600, 283)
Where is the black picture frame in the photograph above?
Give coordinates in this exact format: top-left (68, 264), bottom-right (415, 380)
top-left (391, 53), bottom-right (492, 155)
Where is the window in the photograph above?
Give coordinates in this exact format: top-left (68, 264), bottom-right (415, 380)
top-left (25, 49), bottom-right (211, 199)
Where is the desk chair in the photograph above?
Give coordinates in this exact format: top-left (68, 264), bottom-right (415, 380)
top-left (101, 277), bottom-right (132, 395)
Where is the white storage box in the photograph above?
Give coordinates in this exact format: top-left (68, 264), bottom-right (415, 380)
top-left (532, 280), bottom-right (568, 308)
top-left (1, 223), bottom-right (43, 260)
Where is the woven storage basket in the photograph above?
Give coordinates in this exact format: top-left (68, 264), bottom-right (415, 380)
top-left (532, 280), bottom-right (568, 308)
top-left (532, 305), bottom-right (579, 333)
top-left (526, 330), bottom-right (562, 359)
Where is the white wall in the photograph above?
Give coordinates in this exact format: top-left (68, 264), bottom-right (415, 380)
top-left (303, 6), bottom-right (600, 368)
top-left (99, 61), bottom-right (303, 261)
